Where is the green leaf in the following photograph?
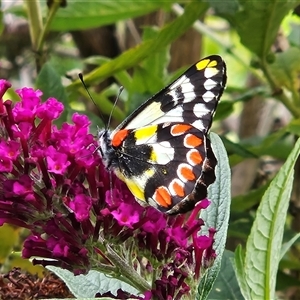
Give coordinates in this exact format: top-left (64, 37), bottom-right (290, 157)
top-left (222, 136), bottom-right (257, 159)
top-left (84, 56), bottom-right (133, 91)
top-left (50, 0), bottom-right (172, 31)
top-left (268, 47), bottom-right (300, 93)
top-left (0, 7), bottom-right (4, 36)
top-left (228, 212), bottom-right (253, 240)
top-left (77, 84), bottom-right (126, 122)
top-left (214, 101), bottom-right (235, 121)
top-left (47, 267), bottom-right (139, 298)
top-left (231, 182), bottom-right (270, 212)
top-left (197, 133), bottom-right (231, 300)
top-left (280, 232), bottom-right (300, 260)
top-left (35, 62), bottom-right (69, 126)
top-left (276, 270), bottom-right (300, 291)
top-left (35, 62), bottom-right (68, 104)
top-left (139, 26), bottom-right (171, 90)
top-left (67, 2), bottom-right (209, 90)
top-left (243, 138), bottom-right (300, 299)
top-left (208, 250), bottom-right (244, 300)
top-left (233, 245), bottom-right (251, 300)
top-left (131, 67), bottom-right (163, 95)
top-left (210, 0), bottom-right (299, 58)
top-left (287, 118), bottom-right (300, 136)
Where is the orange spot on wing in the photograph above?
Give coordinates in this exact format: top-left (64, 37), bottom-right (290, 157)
top-left (185, 134), bottom-right (203, 147)
top-left (180, 166), bottom-right (195, 181)
top-left (171, 180), bottom-right (185, 197)
top-left (171, 124), bottom-right (192, 135)
top-left (188, 150), bottom-right (203, 165)
top-left (112, 129), bottom-right (129, 147)
top-left (154, 186), bottom-right (172, 207)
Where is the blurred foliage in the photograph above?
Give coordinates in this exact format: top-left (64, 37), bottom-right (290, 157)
top-left (1, 0), bottom-right (300, 299)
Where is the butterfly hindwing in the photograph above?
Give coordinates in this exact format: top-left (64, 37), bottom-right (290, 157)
top-left (99, 55), bottom-right (226, 214)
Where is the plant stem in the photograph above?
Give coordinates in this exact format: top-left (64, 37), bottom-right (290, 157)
top-left (37, 0), bottom-right (61, 54)
top-left (26, 0), bottom-right (62, 72)
top-left (25, 0), bottom-right (43, 50)
top-left (105, 245), bottom-right (151, 292)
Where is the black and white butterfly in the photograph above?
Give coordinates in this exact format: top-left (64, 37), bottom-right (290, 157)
top-left (98, 55), bottom-right (227, 215)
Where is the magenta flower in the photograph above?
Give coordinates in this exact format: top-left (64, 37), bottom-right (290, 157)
top-left (0, 79), bottom-right (217, 299)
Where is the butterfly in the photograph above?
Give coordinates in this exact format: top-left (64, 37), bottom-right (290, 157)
top-left (98, 55), bottom-right (227, 215)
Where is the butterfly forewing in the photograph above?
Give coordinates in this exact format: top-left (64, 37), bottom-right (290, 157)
top-left (112, 55), bottom-right (226, 133)
top-left (99, 55), bottom-right (226, 214)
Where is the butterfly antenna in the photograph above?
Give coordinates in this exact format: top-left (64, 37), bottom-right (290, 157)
top-left (78, 73), bottom-right (106, 126)
top-left (106, 86), bottom-right (124, 130)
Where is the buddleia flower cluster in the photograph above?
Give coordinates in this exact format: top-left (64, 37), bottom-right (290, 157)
top-left (0, 79), bottom-right (216, 299)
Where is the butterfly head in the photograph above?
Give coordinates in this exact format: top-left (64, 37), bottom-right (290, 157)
top-left (98, 129), bottom-right (115, 170)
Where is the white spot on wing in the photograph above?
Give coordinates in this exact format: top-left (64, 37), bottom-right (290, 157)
top-left (151, 106), bottom-right (184, 124)
top-left (181, 81), bottom-right (195, 96)
top-left (202, 91), bottom-right (216, 102)
top-left (192, 119), bottom-right (205, 131)
top-left (151, 142), bottom-right (174, 164)
top-left (204, 78), bottom-right (217, 90)
top-left (167, 89), bottom-right (178, 100)
top-left (169, 75), bottom-right (189, 89)
top-left (204, 67), bottom-right (219, 78)
top-left (193, 102), bottom-right (210, 118)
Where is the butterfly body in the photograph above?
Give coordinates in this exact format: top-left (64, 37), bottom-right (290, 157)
top-left (98, 55), bottom-right (226, 215)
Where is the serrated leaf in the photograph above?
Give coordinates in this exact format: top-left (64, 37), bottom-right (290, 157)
top-left (67, 2), bottom-right (209, 90)
top-left (210, 0), bottom-right (299, 57)
top-left (244, 138), bottom-right (300, 299)
top-left (47, 267), bottom-right (139, 298)
top-left (268, 47), bottom-right (300, 92)
top-left (208, 250), bottom-right (244, 300)
top-left (197, 133), bottom-right (231, 300)
top-left (50, 0), bottom-right (172, 31)
top-left (131, 67), bottom-right (163, 95)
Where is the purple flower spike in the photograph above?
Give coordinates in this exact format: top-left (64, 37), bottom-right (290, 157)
top-left (46, 146), bottom-right (71, 175)
top-left (36, 97), bottom-right (64, 120)
top-left (0, 79), bottom-right (217, 299)
top-left (111, 202), bottom-right (140, 229)
top-left (68, 194), bottom-right (92, 222)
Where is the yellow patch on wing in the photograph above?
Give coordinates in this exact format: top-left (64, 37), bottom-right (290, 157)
top-left (150, 149), bottom-right (157, 163)
top-left (196, 58), bottom-right (218, 70)
top-left (125, 179), bottom-right (145, 201)
top-left (115, 168), bottom-right (155, 202)
top-left (134, 125), bottom-right (158, 144)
